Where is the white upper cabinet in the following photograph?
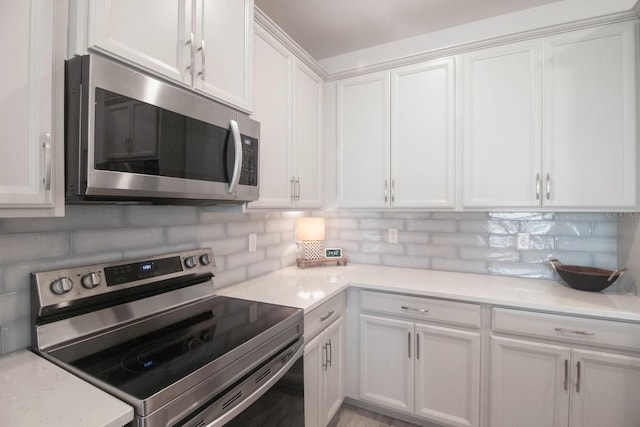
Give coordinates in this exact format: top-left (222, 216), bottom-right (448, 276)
top-left (337, 59), bottom-right (455, 209)
top-left (337, 71), bottom-right (391, 208)
top-left (543, 22), bottom-right (637, 209)
top-left (247, 26), bottom-right (322, 209)
top-left (391, 59), bottom-right (456, 209)
top-left (0, 0), bottom-right (65, 217)
top-left (461, 40), bottom-right (542, 208)
top-left (192, 0), bottom-right (253, 111)
top-left (82, 0), bottom-right (253, 112)
top-left (462, 21), bottom-right (637, 210)
top-left (86, 0), bottom-right (191, 84)
top-left (292, 62), bottom-right (323, 208)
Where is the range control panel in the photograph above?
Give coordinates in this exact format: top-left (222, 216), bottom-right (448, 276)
top-left (32, 248), bottom-right (215, 315)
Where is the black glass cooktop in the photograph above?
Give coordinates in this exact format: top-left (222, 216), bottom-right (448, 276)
top-left (50, 296), bottom-right (301, 400)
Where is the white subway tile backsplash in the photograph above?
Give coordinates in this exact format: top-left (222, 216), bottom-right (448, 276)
top-left (407, 219), bottom-right (456, 232)
top-left (347, 252), bottom-right (382, 265)
top-left (324, 218), bottom-right (359, 229)
top-left (226, 221), bottom-right (266, 237)
top-left (226, 250), bottom-right (266, 270)
top-left (0, 232), bottom-right (69, 263)
top-left (361, 242), bottom-right (405, 255)
top-left (265, 218), bottom-right (295, 233)
top-left (248, 259), bottom-right (282, 278)
top-left (126, 205), bottom-right (199, 227)
top-left (459, 220), bottom-right (519, 234)
top-left (339, 229), bottom-right (383, 241)
top-left (359, 218), bottom-right (405, 229)
top-left (72, 228), bottom-right (164, 254)
top-left (431, 258), bottom-right (488, 274)
top-left (397, 231), bottom-right (430, 244)
top-left (1, 206), bottom-right (124, 232)
top-left (431, 233), bottom-right (488, 247)
top-left (213, 267), bottom-right (249, 289)
top-left (256, 232), bottom-right (282, 248)
top-left (406, 244), bottom-right (457, 259)
top-left (382, 254), bottom-right (431, 269)
top-left (166, 224), bottom-right (226, 244)
top-left (556, 236), bottom-right (617, 252)
top-left (521, 221), bottom-right (592, 236)
top-left (460, 247), bottom-right (520, 262)
top-left (488, 261), bottom-right (554, 279)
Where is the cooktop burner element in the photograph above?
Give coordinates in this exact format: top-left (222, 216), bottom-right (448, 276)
top-left (30, 249), bottom-right (304, 427)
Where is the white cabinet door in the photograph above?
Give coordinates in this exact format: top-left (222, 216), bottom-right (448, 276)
top-left (337, 72), bottom-right (391, 208)
top-left (194, 0), bottom-right (253, 112)
top-left (304, 333), bottom-right (323, 427)
top-left (247, 28), bottom-right (292, 208)
top-left (461, 40), bottom-right (542, 208)
top-left (0, 0), bottom-right (63, 215)
top-left (359, 314), bottom-right (413, 413)
top-left (569, 349), bottom-right (640, 427)
top-left (391, 58), bottom-right (456, 208)
top-left (88, 0), bottom-right (191, 84)
top-left (293, 61), bottom-right (323, 208)
top-left (415, 324), bottom-right (480, 427)
top-left (490, 336), bottom-right (570, 427)
top-left (322, 316), bottom-right (344, 426)
top-left (543, 22), bottom-right (637, 208)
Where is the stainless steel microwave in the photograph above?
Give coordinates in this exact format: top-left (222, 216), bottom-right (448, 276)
top-left (65, 55), bottom-right (259, 204)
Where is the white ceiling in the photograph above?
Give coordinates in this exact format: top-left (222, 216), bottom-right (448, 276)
top-left (255, 0), bottom-right (564, 60)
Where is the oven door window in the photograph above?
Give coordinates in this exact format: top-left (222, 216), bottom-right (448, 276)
top-left (93, 88), bottom-right (234, 184)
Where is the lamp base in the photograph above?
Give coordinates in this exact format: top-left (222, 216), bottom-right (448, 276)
top-left (300, 240), bottom-right (324, 260)
top-left (296, 257), bottom-right (348, 269)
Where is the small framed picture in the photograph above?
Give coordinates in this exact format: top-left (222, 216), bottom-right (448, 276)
top-left (324, 248), bottom-right (343, 258)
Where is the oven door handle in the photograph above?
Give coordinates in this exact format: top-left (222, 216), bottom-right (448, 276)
top-left (204, 343), bottom-right (304, 427)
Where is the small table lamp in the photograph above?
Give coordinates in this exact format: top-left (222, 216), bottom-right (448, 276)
top-left (296, 217), bottom-right (325, 260)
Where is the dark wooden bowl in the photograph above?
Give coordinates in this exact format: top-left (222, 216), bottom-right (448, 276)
top-left (549, 259), bottom-right (626, 292)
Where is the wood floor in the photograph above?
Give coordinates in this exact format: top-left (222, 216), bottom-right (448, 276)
top-left (328, 403), bottom-right (423, 427)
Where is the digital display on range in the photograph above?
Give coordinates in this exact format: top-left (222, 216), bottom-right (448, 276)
top-left (105, 256), bottom-right (183, 286)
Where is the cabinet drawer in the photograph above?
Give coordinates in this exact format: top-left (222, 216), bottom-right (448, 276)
top-left (360, 290), bottom-right (481, 329)
top-left (304, 292), bottom-right (345, 341)
top-left (492, 308), bottom-right (640, 352)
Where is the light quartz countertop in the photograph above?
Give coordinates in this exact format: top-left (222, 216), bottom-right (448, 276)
top-left (217, 264), bottom-right (640, 322)
top-left (0, 349), bottom-right (133, 427)
top-left (5, 264), bottom-right (640, 427)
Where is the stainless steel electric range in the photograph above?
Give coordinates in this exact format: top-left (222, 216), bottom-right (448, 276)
top-left (30, 248), bottom-right (304, 426)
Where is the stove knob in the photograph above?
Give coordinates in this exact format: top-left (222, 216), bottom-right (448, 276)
top-left (199, 254), bottom-right (211, 266)
top-left (81, 272), bottom-right (102, 289)
top-left (184, 256), bottom-right (197, 269)
top-left (50, 277), bottom-right (73, 295)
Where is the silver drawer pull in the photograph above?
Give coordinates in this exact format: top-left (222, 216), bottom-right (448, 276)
top-left (554, 328), bottom-right (595, 336)
top-left (401, 306), bottom-right (428, 313)
top-left (320, 310), bottom-right (335, 322)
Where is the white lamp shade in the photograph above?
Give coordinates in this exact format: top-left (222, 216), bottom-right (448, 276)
top-left (296, 217), bottom-right (325, 241)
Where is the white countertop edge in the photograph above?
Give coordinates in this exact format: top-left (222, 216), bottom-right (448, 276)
top-left (0, 350), bottom-right (134, 427)
top-left (217, 264), bottom-right (640, 323)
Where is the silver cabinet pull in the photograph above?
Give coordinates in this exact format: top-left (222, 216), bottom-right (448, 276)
top-left (327, 339), bottom-right (332, 368)
top-left (384, 180), bottom-right (388, 202)
top-left (554, 328), bottom-right (595, 336)
top-left (196, 39), bottom-right (205, 80)
top-left (416, 333), bottom-right (420, 360)
top-left (401, 306), bottom-right (428, 314)
top-left (228, 120), bottom-right (242, 194)
top-left (322, 343), bottom-right (328, 371)
top-left (391, 179), bottom-right (395, 202)
top-left (546, 173), bottom-right (551, 200)
top-left (42, 132), bottom-right (52, 190)
top-left (290, 178), bottom-right (295, 201)
top-left (295, 177), bottom-right (300, 201)
top-left (563, 359), bottom-right (569, 391)
top-left (185, 32), bottom-right (195, 82)
top-left (535, 173), bottom-right (541, 200)
top-left (320, 310), bottom-right (334, 322)
top-left (407, 332), bottom-right (411, 358)
top-left (576, 361), bottom-right (581, 392)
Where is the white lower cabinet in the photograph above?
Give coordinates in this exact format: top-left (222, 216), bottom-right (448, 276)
top-left (360, 314), bottom-right (480, 427)
top-left (305, 316), bottom-right (344, 427)
top-left (490, 307), bottom-right (640, 427)
top-left (491, 336), bottom-right (640, 427)
top-left (304, 294), bottom-right (345, 427)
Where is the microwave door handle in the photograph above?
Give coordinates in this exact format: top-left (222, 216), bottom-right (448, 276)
top-left (228, 119), bottom-right (243, 194)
